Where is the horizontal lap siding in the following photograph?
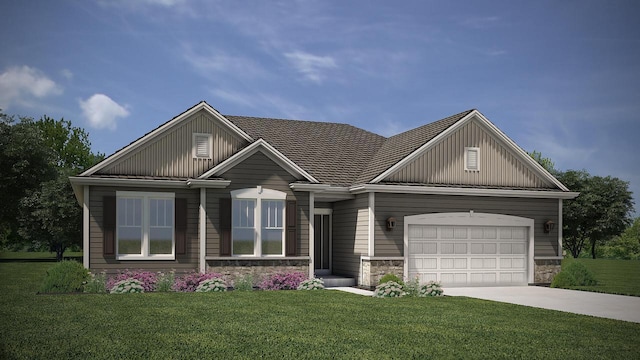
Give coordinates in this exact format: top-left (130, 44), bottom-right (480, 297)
top-left (206, 151), bottom-right (309, 256)
top-left (97, 110), bottom-right (247, 178)
top-left (88, 186), bottom-right (199, 273)
top-left (374, 193), bottom-right (558, 257)
top-left (332, 194), bottom-right (368, 278)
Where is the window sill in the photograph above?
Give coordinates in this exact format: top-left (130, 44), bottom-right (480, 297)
top-left (117, 255), bottom-right (176, 261)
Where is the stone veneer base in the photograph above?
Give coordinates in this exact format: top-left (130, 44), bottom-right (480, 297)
top-left (206, 259), bottom-right (310, 286)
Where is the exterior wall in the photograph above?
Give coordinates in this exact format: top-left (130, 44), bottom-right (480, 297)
top-left (361, 259), bottom-right (404, 288)
top-left (374, 193), bottom-right (559, 257)
top-left (331, 194), bottom-right (369, 279)
top-left (205, 150), bottom-right (309, 257)
top-left (97, 109), bottom-right (247, 178)
top-left (385, 118), bottom-right (555, 188)
top-left (206, 259), bottom-right (310, 286)
top-left (88, 186), bottom-right (199, 273)
top-left (534, 259), bottom-right (561, 284)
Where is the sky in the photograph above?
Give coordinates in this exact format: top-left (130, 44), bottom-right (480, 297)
top-left (1, 0), bottom-right (639, 210)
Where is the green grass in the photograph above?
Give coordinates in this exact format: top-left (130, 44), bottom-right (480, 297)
top-left (562, 258), bottom-right (640, 296)
top-left (1, 259), bottom-right (639, 359)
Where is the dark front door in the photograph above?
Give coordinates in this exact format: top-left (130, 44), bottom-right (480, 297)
top-left (314, 211), bottom-right (331, 275)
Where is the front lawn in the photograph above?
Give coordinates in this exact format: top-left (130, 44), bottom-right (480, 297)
top-left (561, 258), bottom-right (640, 296)
top-left (0, 261), bottom-right (638, 359)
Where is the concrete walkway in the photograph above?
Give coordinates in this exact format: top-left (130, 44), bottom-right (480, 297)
top-left (446, 286), bottom-right (640, 323)
top-left (328, 287), bottom-right (374, 296)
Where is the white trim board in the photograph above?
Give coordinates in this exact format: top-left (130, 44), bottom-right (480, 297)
top-left (350, 184), bottom-right (579, 199)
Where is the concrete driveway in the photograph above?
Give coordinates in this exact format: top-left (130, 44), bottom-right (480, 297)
top-left (446, 286), bottom-right (640, 323)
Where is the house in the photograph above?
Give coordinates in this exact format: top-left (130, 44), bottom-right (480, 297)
top-left (70, 101), bottom-right (578, 287)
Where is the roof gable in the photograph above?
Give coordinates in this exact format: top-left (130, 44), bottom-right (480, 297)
top-left (81, 102), bottom-right (252, 177)
top-left (371, 110), bottom-right (568, 191)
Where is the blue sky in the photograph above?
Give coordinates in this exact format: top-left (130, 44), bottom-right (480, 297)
top-left (1, 0), bottom-right (639, 209)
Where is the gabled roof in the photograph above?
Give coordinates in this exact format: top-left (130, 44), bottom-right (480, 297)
top-left (357, 109), bottom-right (474, 183)
top-left (80, 101), bottom-right (252, 176)
top-left (225, 115), bottom-right (386, 187)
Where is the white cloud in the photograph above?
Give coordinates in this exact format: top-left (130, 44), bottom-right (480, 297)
top-left (0, 65), bottom-right (62, 109)
top-left (182, 45), bottom-right (268, 79)
top-left (79, 94), bottom-right (129, 131)
top-left (284, 51), bottom-right (337, 84)
top-left (61, 69), bottom-right (74, 80)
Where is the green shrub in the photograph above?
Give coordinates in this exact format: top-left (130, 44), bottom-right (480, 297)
top-left (156, 271), bottom-right (175, 292)
top-left (195, 278), bottom-right (227, 292)
top-left (374, 281), bottom-right (406, 298)
top-left (84, 271), bottom-right (107, 293)
top-left (110, 278), bottom-right (144, 294)
top-left (551, 261), bottom-right (598, 288)
top-left (378, 273), bottom-right (403, 285)
top-left (233, 274), bottom-right (254, 291)
top-left (39, 260), bottom-right (89, 293)
top-left (297, 278), bottom-right (325, 290)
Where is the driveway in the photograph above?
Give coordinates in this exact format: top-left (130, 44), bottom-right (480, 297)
top-left (446, 286), bottom-right (640, 323)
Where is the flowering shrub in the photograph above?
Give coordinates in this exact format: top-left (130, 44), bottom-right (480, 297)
top-left (84, 271), bottom-right (107, 293)
top-left (110, 278), bottom-right (144, 294)
top-left (106, 270), bottom-right (157, 292)
top-left (297, 278), bottom-right (325, 290)
top-left (156, 271), bottom-right (175, 292)
top-left (374, 281), bottom-right (406, 298)
top-left (233, 274), bottom-right (254, 291)
top-left (173, 272), bottom-right (222, 292)
top-left (258, 272), bottom-right (307, 290)
top-left (418, 281), bottom-right (444, 297)
top-left (195, 278), bottom-right (228, 292)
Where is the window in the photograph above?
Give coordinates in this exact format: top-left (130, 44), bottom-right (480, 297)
top-left (231, 187), bottom-right (286, 256)
top-left (116, 191), bottom-right (175, 260)
top-left (193, 133), bottom-right (212, 159)
top-left (465, 147), bottom-right (480, 171)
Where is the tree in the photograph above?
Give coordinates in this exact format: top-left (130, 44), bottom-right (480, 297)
top-left (529, 150), bottom-right (557, 174)
top-left (599, 217), bottom-right (640, 259)
top-left (558, 170), bottom-right (635, 258)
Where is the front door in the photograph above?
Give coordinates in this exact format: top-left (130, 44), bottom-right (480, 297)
top-left (314, 210), bottom-right (331, 275)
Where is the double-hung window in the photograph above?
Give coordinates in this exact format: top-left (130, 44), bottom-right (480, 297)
top-left (231, 187), bottom-right (286, 256)
top-left (116, 191), bottom-right (175, 260)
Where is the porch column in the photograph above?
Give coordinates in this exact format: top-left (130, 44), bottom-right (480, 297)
top-left (309, 192), bottom-right (315, 279)
top-left (83, 186), bottom-right (89, 269)
top-left (199, 188), bottom-right (206, 273)
top-left (558, 199), bottom-right (563, 257)
top-left (368, 192), bottom-right (375, 256)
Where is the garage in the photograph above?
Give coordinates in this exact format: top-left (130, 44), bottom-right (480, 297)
top-left (404, 212), bottom-right (534, 287)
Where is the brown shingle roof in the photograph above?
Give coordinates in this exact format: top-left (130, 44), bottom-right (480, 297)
top-left (226, 109), bottom-right (473, 186)
top-left (225, 116), bottom-right (386, 186)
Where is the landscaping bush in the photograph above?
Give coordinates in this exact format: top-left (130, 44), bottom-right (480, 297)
top-left (374, 281), bottom-right (406, 298)
top-left (110, 278), bottom-right (144, 294)
top-left (297, 278), bottom-right (325, 290)
top-left (84, 271), bottom-right (107, 293)
top-left (106, 270), bottom-right (157, 292)
top-left (418, 281), bottom-right (444, 297)
top-left (551, 261), bottom-right (598, 288)
top-left (39, 260), bottom-right (89, 293)
top-left (173, 272), bottom-right (222, 292)
top-left (233, 274), bottom-right (254, 291)
top-left (258, 272), bottom-right (307, 290)
top-left (378, 273), bottom-right (403, 285)
top-left (195, 278), bottom-right (228, 292)
top-left (156, 271), bottom-right (175, 292)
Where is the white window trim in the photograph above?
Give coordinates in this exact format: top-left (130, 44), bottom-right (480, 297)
top-left (116, 191), bottom-right (176, 260)
top-left (464, 147), bottom-right (480, 171)
top-left (231, 186), bottom-right (287, 257)
top-left (193, 133), bottom-right (213, 159)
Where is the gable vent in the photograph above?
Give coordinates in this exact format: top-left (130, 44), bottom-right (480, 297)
top-left (465, 147), bottom-right (480, 171)
top-left (193, 133), bottom-right (211, 158)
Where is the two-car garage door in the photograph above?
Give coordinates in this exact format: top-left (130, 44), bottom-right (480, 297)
top-left (406, 214), bottom-right (531, 286)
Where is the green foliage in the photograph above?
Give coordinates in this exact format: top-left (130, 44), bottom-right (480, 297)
top-left (528, 150), bottom-right (557, 174)
top-left (110, 278), bottom-right (145, 294)
top-left (233, 274), bottom-right (254, 291)
top-left (558, 170), bottom-right (635, 259)
top-left (39, 260), bottom-right (89, 293)
top-left (378, 273), bottom-right (403, 285)
top-left (560, 258), bottom-right (640, 296)
top-left (156, 271), bottom-right (175, 292)
top-left (373, 281), bottom-right (406, 298)
top-left (195, 278), bottom-right (228, 292)
top-left (597, 218), bottom-right (640, 260)
top-left (551, 261), bottom-right (597, 288)
top-left (84, 271), bottom-right (107, 293)
top-left (297, 278), bottom-right (325, 290)
top-left (2, 260), bottom-right (640, 359)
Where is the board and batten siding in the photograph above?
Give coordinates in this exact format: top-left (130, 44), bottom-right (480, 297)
top-left (374, 193), bottom-right (559, 257)
top-left (385, 118), bottom-right (555, 188)
top-left (205, 151), bottom-right (309, 257)
top-left (88, 186), bottom-right (199, 273)
top-left (97, 109), bottom-right (247, 178)
top-left (331, 194), bottom-right (369, 278)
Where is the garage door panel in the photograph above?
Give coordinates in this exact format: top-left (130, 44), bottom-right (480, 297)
top-left (408, 223), bottom-right (528, 287)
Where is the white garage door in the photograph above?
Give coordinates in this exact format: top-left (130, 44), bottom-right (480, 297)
top-left (408, 224), bottom-right (528, 286)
